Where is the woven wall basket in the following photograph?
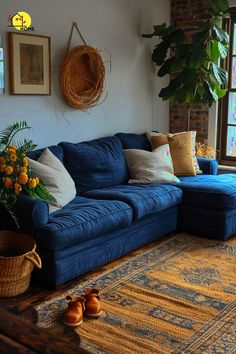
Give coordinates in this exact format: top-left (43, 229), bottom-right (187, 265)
top-left (0, 231), bottom-right (42, 297)
top-left (59, 44), bottom-right (105, 110)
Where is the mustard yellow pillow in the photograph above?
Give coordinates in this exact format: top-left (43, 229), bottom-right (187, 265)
top-left (151, 132), bottom-right (196, 176)
top-left (146, 130), bottom-right (201, 174)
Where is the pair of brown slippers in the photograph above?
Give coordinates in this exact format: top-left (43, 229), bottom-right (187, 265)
top-left (64, 288), bottom-right (102, 327)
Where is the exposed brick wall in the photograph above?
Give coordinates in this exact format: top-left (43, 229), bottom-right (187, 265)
top-left (170, 0), bottom-right (212, 141)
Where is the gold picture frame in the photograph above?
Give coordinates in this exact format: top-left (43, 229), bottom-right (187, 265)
top-left (8, 32), bottom-right (51, 95)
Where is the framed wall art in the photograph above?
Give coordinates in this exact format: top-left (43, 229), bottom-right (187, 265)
top-left (8, 32), bottom-right (51, 95)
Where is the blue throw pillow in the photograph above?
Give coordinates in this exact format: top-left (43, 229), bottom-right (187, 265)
top-left (115, 132), bottom-right (152, 151)
top-left (27, 145), bottom-right (64, 162)
top-left (60, 136), bottom-right (129, 193)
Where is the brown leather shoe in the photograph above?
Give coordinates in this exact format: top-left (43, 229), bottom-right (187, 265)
top-left (64, 295), bottom-right (86, 327)
top-left (83, 288), bottom-right (102, 318)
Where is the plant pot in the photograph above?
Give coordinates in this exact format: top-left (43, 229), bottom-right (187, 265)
top-left (0, 231), bottom-right (42, 297)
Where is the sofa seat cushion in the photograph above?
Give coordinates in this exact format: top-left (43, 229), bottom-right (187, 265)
top-left (35, 196), bottom-right (133, 251)
top-left (83, 184), bottom-right (182, 220)
top-left (60, 136), bottom-right (129, 193)
top-left (178, 174), bottom-right (236, 210)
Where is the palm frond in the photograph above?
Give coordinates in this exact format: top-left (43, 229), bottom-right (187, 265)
top-left (0, 121), bottom-right (31, 147)
top-left (3, 204), bottom-right (19, 229)
top-left (34, 183), bottom-right (56, 204)
top-left (15, 139), bottom-right (37, 154)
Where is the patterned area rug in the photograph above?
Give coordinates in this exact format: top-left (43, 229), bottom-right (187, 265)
top-left (36, 233), bottom-right (236, 354)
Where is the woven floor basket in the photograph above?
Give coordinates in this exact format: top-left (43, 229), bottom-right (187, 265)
top-left (0, 231), bottom-right (42, 297)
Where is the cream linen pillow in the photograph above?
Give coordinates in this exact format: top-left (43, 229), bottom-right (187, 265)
top-left (28, 148), bottom-right (76, 213)
top-left (123, 144), bottom-right (180, 184)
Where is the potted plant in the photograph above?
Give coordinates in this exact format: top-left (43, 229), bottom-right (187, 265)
top-left (142, 0), bottom-right (230, 131)
top-left (0, 121), bottom-right (54, 228)
top-left (0, 121), bottom-right (55, 297)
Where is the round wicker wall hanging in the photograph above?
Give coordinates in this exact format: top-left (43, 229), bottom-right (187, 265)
top-left (60, 23), bottom-right (105, 110)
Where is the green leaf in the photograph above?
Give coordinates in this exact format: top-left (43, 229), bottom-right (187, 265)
top-left (189, 47), bottom-right (207, 69)
top-left (192, 29), bottom-right (209, 44)
top-left (204, 80), bottom-right (219, 102)
top-left (212, 0), bottom-right (229, 15)
top-left (163, 24), bottom-right (179, 37)
top-left (142, 33), bottom-right (154, 38)
top-left (159, 76), bottom-right (183, 100)
top-left (0, 121), bottom-right (30, 147)
top-left (218, 42), bottom-right (228, 59)
top-left (168, 28), bottom-right (185, 43)
top-left (212, 25), bottom-right (229, 44)
top-left (157, 56), bottom-right (184, 77)
top-left (214, 86), bottom-right (228, 98)
top-left (212, 63), bottom-right (228, 85)
top-left (34, 183), bottom-right (56, 204)
top-left (153, 23), bottom-right (167, 36)
top-left (16, 139), bottom-right (37, 155)
top-left (152, 41), bottom-right (170, 66)
top-left (207, 40), bottom-right (221, 61)
top-left (142, 23), bottom-right (167, 38)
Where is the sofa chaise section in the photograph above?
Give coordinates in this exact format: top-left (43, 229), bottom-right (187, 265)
top-left (177, 174), bottom-right (236, 240)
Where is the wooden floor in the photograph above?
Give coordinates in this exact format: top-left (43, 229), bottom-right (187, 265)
top-left (0, 238), bottom-right (169, 353)
top-left (0, 268), bottom-right (104, 353)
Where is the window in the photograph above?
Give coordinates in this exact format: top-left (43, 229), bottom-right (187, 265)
top-left (217, 8), bottom-right (236, 165)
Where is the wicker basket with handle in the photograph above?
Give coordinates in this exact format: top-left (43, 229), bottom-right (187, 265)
top-left (0, 231), bottom-right (42, 297)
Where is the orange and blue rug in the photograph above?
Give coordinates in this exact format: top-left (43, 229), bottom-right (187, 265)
top-left (36, 233), bottom-right (236, 353)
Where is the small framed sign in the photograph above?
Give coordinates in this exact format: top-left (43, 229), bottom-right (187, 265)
top-left (8, 32), bottom-right (51, 95)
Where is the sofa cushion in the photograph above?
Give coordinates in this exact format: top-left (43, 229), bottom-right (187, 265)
top-left (27, 145), bottom-right (64, 162)
top-left (147, 130), bottom-right (201, 174)
top-left (35, 196), bottom-right (133, 250)
top-left (151, 132), bottom-right (196, 176)
top-left (123, 145), bottom-right (180, 184)
top-left (178, 174), bottom-right (236, 209)
top-left (60, 137), bottom-right (129, 193)
top-left (83, 184), bottom-right (182, 220)
top-left (115, 132), bottom-right (151, 151)
top-left (28, 148), bottom-right (76, 213)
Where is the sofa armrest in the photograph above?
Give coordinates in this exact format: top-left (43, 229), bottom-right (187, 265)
top-left (197, 157), bottom-right (218, 175)
top-left (15, 194), bottom-right (49, 234)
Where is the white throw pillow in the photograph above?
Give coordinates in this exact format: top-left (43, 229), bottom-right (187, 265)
top-left (123, 144), bottom-right (180, 184)
top-left (28, 148), bottom-right (76, 213)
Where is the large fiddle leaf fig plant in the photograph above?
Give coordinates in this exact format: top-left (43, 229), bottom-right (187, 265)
top-left (142, 0), bottom-right (230, 121)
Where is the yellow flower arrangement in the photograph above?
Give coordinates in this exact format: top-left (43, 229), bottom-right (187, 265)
top-left (195, 142), bottom-right (215, 159)
top-left (0, 121), bottom-right (54, 226)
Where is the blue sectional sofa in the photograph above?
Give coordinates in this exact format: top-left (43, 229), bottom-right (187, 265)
top-left (10, 132), bottom-right (236, 287)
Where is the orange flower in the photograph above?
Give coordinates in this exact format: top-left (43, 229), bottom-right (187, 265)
top-left (7, 146), bottom-right (17, 154)
top-left (0, 164), bottom-right (6, 173)
top-left (23, 157), bottom-right (29, 167)
top-left (35, 176), bottom-right (40, 185)
top-left (14, 183), bottom-right (22, 194)
top-left (5, 166), bottom-right (13, 175)
top-left (4, 177), bottom-right (13, 188)
top-left (20, 166), bottom-right (27, 173)
top-left (10, 153), bottom-right (17, 162)
top-left (18, 172), bottom-right (28, 185)
top-left (28, 178), bottom-right (36, 189)
top-left (0, 157), bottom-right (6, 165)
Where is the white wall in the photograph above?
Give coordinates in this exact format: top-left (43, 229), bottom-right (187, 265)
top-left (0, 0), bottom-right (170, 148)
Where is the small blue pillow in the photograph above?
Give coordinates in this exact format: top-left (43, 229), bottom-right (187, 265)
top-left (115, 132), bottom-right (152, 151)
